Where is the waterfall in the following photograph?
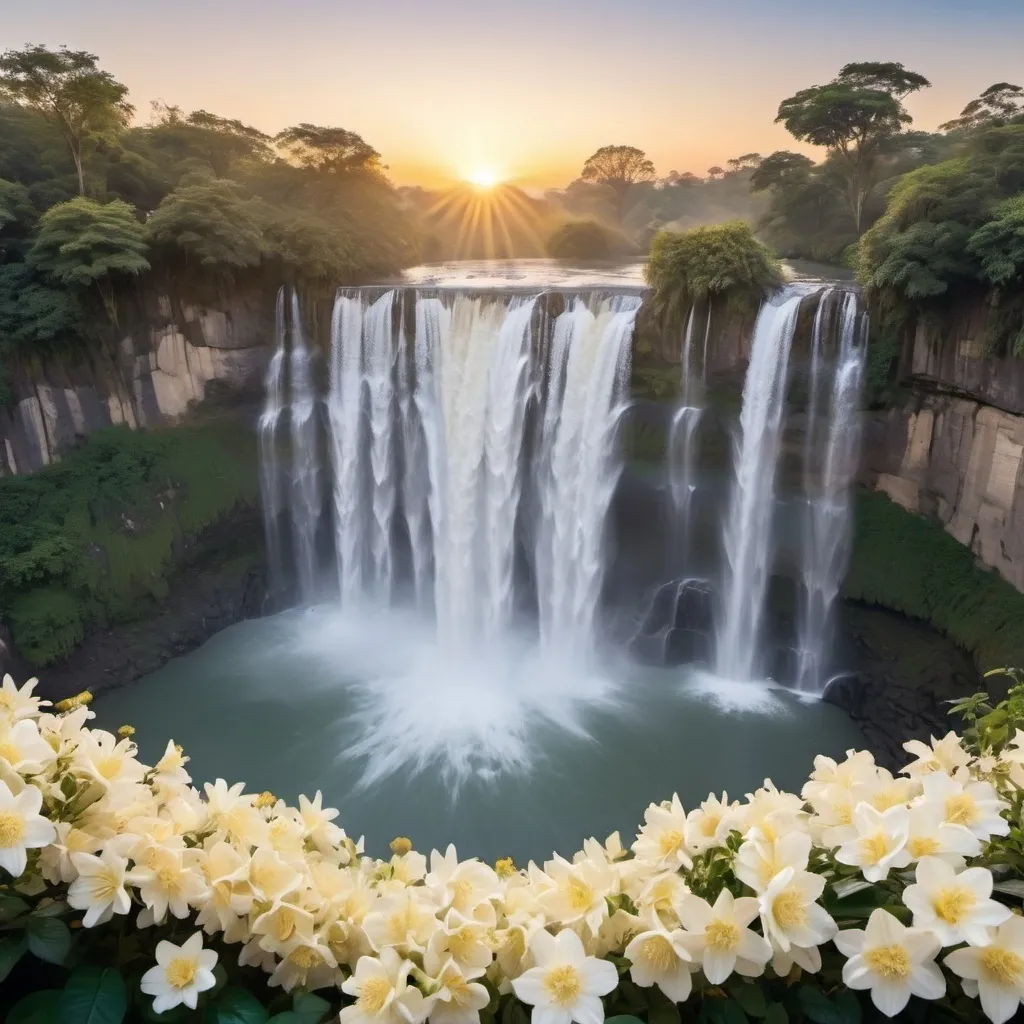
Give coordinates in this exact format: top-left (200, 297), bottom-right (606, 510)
top-left (795, 292), bottom-right (866, 691)
top-left (260, 287), bottom-right (638, 651)
top-left (715, 289), bottom-right (803, 680)
top-left (668, 307), bottom-right (702, 565)
top-left (257, 289), bottom-right (287, 588)
top-left (288, 292), bottom-right (322, 602)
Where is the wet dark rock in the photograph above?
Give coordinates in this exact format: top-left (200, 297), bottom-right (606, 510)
top-left (673, 580), bottom-right (714, 633)
top-left (665, 627), bottom-right (713, 666)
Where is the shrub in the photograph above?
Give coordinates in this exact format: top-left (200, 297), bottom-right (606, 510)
top-left (546, 219), bottom-right (613, 260)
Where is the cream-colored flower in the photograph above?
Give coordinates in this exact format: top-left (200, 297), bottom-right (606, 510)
top-left (127, 847), bottom-right (209, 922)
top-left (685, 792), bottom-right (738, 854)
top-left (427, 958), bottom-right (490, 1024)
top-left (39, 822), bottom-right (102, 884)
top-left (511, 928), bottom-right (617, 1024)
top-left (758, 866), bottom-right (836, 953)
top-left (0, 779), bottom-right (55, 878)
top-left (905, 803), bottom-right (981, 865)
top-left (268, 933), bottom-right (339, 992)
top-left (918, 772), bottom-right (1010, 841)
top-left (0, 675), bottom-right (49, 722)
top-left (0, 719), bottom-right (57, 775)
top-left (677, 888), bottom-right (771, 984)
top-left (245, 845), bottom-right (302, 904)
top-left (152, 740), bottom-right (191, 787)
top-left (75, 730), bottom-right (146, 788)
top-left (834, 908), bottom-right (944, 1018)
top-left (362, 888), bottom-right (441, 954)
top-left (297, 790), bottom-right (346, 850)
top-left (902, 732), bottom-right (971, 778)
top-left (834, 803), bottom-right (911, 882)
top-left (734, 829), bottom-right (811, 894)
top-left (340, 947), bottom-right (430, 1024)
top-left (140, 932), bottom-right (218, 1014)
top-left (68, 848), bottom-right (131, 927)
top-left (945, 915), bottom-right (1024, 1024)
top-left (902, 857), bottom-right (1011, 947)
top-left (203, 778), bottom-right (268, 847)
top-left (195, 840), bottom-right (249, 939)
top-left (427, 845), bottom-right (500, 915)
top-left (535, 854), bottom-right (615, 937)
top-left (624, 922), bottom-right (694, 1002)
top-left (739, 780), bottom-right (807, 841)
top-left (630, 867), bottom-right (690, 926)
top-left (425, 905), bottom-right (496, 974)
top-left (633, 793), bottom-right (692, 870)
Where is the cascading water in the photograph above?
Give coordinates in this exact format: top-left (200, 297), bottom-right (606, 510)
top-left (715, 288), bottom-right (803, 681)
top-left (265, 286), bottom-right (640, 654)
top-left (795, 292), bottom-right (866, 691)
top-left (257, 290), bottom-right (287, 588)
top-left (668, 307), bottom-right (703, 565)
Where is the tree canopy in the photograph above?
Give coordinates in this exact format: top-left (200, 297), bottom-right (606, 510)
top-left (940, 83), bottom-right (1024, 134)
top-left (274, 124), bottom-right (383, 175)
top-left (578, 145), bottom-right (657, 221)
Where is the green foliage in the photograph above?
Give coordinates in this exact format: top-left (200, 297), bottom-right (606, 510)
top-left (274, 123), bottom-right (383, 175)
top-left (645, 221), bottom-right (783, 328)
top-left (967, 193), bottom-right (1024, 287)
top-left (0, 423), bottom-right (258, 666)
top-left (579, 145), bottom-right (657, 221)
top-left (844, 491), bottom-right (1024, 669)
top-left (940, 82), bottom-right (1024, 134)
top-left (547, 219), bottom-right (613, 260)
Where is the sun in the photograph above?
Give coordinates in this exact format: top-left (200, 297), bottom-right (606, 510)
top-left (465, 167), bottom-right (502, 190)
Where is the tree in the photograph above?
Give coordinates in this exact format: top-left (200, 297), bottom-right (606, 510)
top-left (0, 45), bottom-right (133, 195)
top-left (547, 220), bottom-right (613, 260)
top-left (29, 197), bottom-right (149, 325)
top-left (776, 63), bottom-right (930, 234)
top-left (578, 145), bottom-right (656, 221)
top-left (940, 83), bottom-right (1024, 134)
top-left (726, 153), bottom-right (763, 171)
top-left (749, 151), bottom-right (816, 192)
top-left (274, 123), bottom-right (383, 175)
top-left (706, 166), bottom-right (725, 180)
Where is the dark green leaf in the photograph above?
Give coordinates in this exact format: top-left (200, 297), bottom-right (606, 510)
top-left (728, 980), bottom-right (767, 1017)
top-left (605, 1017), bottom-right (646, 1024)
top-left (210, 962), bottom-right (229, 997)
top-left (60, 967), bottom-right (127, 1024)
top-left (208, 987), bottom-right (270, 1024)
top-left (708, 1002), bottom-right (748, 1024)
top-left (26, 914), bottom-right (71, 964)
top-left (0, 933), bottom-right (27, 982)
top-left (832, 992), bottom-right (861, 1024)
top-left (293, 994), bottom-right (331, 1022)
top-left (797, 986), bottom-right (843, 1024)
top-left (0, 892), bottom-right (30, 920)
top-left (649, 1002), bottom-right (682, 1024)
top-left (764, 1005), bottom-right (788, 1024)
top-left (994, 879), bottom-right (1024, 899)
top-left (7, 990), bottom-right (62, 1024)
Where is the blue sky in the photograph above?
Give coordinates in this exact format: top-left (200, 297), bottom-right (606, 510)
top-left (4, 0), bottom-right (1022, 186)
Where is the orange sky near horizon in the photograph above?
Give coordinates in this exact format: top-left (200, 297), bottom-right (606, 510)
top-left (3, 0), bottom-right (1024, 191)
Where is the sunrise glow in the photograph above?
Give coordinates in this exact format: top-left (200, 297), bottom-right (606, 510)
top-left (465, 167), bottom-right (501, 190)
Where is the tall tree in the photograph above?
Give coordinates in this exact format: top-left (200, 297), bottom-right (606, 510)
top-left (274, 124), bottom-right (383, 175)
top-left (940, 83), bottom-right (1024, 134)
top-left (776, 63), bottom-right (930, 234)
top-left (578, 145), bottom-right (656, 222)
top-left (0, 45), bottom-right (133, 195)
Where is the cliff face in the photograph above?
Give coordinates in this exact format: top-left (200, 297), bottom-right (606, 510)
top-left (864, 305), bottom-right (1024, 592)
top-left (1, 291), bottom-right (275, 474)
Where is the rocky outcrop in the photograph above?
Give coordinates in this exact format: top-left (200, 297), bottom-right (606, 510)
top-left (1, 291), bottom-right (274, 474)
top-left (863, 391), bottom-right (1024, 590)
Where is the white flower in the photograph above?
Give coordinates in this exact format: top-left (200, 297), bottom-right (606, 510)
top-left (427, 958), bottom-right (490, 1024)
top-left (919, 772), bottom-right (1010, 841)
top-left (426, 845), bottom-right (500, 915)
top-left (0, 675), bottom-right (49, 722)
top-left (425, 906), bottom-right (495, 973)
top-left (340, 947), bottom-right (430, 1024)
top-left (758, 867), bottom-right (836, 953)
top-left (624, 922), bottom-right (694, 1001)
top-left (633, 794), bottom-right (692, 870)
top-left (902, 857), bottom-right (1011, 946)
top-left (677, 888), bottom-right (771, 984)
top-left (127, 847), bottom-right (209, 922)
top-left (734, 830), bottom-right (811, 893)
top-left (297, 790), bottom-right (345, 850)
top-left (140, 932), bottom-right (218, 1014)
top-left (363, 889), bottom-right (441, 954)
top-left (685, 792), bottom-right (737, 854)
top-left (945, 915), bottom-right (1024, 1024)
top-left (902, 732), bottom-right (971, 777)
top-left (535, 854), bottom-right (615, 937)
top-left (0, 779), bottom-right (55, 878)
top-left (0, 719), bottom-right (57, 774)
top-left (75, 730), bottom-right (146, 788)
top-left (268, 934), bottom-right (339, 992)
top-left (68, 848), bottom-right (132, 927)
top-left (834, 908), bottom-right (944, 1018)
top-left (512, 928), bottom-right (617, 1024)
top-left (152, 740), bottom-right (191, 787)
top-left (905, 803), bottom-right (981, 865)
top-left (834, 804), bottom-right (911, 882)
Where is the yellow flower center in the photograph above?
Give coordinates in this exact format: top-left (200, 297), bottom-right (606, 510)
top-left (701, 814), bottom-right (722, 838)
top-left (495, 857), bottom-right (516, 878)
top-left (933, 887), bottom-right (976, 925)
top-left (501, 929), bottom-right (525, 960)
top-left (448, 927), bottom-right (476, 962)
top-left (166, 957), bottom-right (197, 989)
top-left (859, 832), bottom-right (890, 864)
top-left (864, 944), bottom-right (910, 981)
top-left (772, 889), bottom-right (808, 929)
top-left (287, 945), bottom-right (324, 970)
top-left (640, 935), bottom-right (677, 972)
top-left (92, 867), bottom-right (120, 903)
top-left (453, 879), bottom-right (474, 905)
top-left (544, 964), bottom-right (582, 1006)
top-left (945, 794), bottom-right (976, 827)
top-left (980, 947), bottom-right (1024, 986)
top-left (445, 972), bottom-right (470, 999)
top-left (908, 836), bottom-right (940, 858)
top-left (0, 741), bottom-right (20, 764)
top-left (566, 877), bottom-right (593, 911)
top-left (658, 829), bottom-right (684, 855)
top-left (156, 867), bottom-right (181, 892)
top-left (0, 692), bottom-right (14, 708)
top-left (831, 803), bottom-right (852, 826)
top-left (0, 811), bottom-right (25, 848)
top-left (359, 977), bottom-right (393, 1013)
top-left (705, 919), bottom-right (740, 952)
top-left (272, 907), bottom-right (299, 942)
top-left (67, 829), bottom-right (93, 853)
top-left (390, 836), bottom-right (412, 856)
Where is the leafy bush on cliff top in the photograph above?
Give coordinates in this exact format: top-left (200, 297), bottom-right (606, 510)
top-left (0, 422), bottom-right (258, 666)
top-left (644, 221), bottom-right (783, 329)
top-left (845, 490), bottom-right (1024, 669)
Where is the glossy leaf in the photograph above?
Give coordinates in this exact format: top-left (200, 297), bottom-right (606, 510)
top-left (60, 967), bottom-right (128, 1024)
top-left (7, 990), bottom-right (62, 1024)
top-left (208, 987), bottom-right (270, 1024)
top-left (26, 914), bottom-right (71, 964)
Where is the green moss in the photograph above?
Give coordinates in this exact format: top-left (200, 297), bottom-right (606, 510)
top-left (0, 420), bottom-right (258, 665)
top-left (845, 491), bottom-right (1024, 670)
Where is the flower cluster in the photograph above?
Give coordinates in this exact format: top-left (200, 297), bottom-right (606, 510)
top-left (3, 673), bottom-right (1024, 1023)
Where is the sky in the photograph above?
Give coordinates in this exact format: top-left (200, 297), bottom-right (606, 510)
top-left (4, 0), bottom-right (1024, 190)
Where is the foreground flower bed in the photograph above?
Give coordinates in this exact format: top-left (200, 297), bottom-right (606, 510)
top-left (2, 676), bottom-right (1024, 1023)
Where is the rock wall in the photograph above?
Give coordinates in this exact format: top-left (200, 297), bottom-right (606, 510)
top-left (1, 291), bottom-right (275, 474)
top-left (863, 390), bottom-right (1024, 591)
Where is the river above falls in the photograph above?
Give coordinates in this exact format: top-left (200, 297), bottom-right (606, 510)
top-left (93, 602), bottom-right (862, 864)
